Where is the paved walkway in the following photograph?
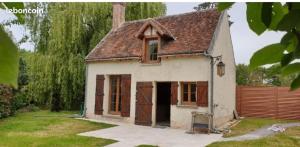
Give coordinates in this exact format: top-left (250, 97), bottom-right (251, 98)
top-left (78, 119), bottom-right (223, 147)
top-left (78, 118), bottom-right (300, 146)
top-left (223, 122), bottom-right (300, 141)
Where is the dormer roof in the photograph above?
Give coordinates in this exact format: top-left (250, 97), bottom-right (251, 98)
top-left (134, 18), bottom-right (175, 40)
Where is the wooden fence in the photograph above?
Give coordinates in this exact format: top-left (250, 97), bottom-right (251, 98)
top-left (236, 86), bottom-right (300, 120)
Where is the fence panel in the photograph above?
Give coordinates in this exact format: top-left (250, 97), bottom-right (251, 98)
top-left (236, 86), bottom-right (300, 120)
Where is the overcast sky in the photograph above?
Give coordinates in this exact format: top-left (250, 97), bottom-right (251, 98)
top-left (1, 2), bottom-right (285, 64)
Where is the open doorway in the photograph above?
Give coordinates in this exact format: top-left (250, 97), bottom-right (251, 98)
top-left (156, 82), bottom-right (171, 127)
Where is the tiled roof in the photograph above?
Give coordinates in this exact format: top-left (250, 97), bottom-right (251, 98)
top-left (86, 9), bottom-right (221, 62)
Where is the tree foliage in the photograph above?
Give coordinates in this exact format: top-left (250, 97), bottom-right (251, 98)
top-left (219, 2), bottom-right (300, 90)
top-left (25, 2), bottom-right (166, 110)
top-left (195, 3), bottom-right (233, 26)
top-left (0, 2), bottom-right (26, 88)
top-left (236, 64), bottom-right (295, 86)
top-left (0, 27), bottom-right (19, 88)
top-left (194, 2), bottom-right (216, 11)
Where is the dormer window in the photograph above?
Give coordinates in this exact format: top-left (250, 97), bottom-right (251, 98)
top-left (145, 38), bottom-right (159, 62)
top-left (135, 19), bottom-right (175, 63)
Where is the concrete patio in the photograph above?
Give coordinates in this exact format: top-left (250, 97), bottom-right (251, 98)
top-left (78, 118), bottom-right (223, 147)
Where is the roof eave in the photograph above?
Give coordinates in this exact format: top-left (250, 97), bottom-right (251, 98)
top-left (85, 56), bottom-right (140, 63)
top-left (85, 51), bottom-right (206, 63)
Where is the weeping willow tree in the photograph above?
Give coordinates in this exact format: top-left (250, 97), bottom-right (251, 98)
top-left (25, 2), bottom-right (166, 110)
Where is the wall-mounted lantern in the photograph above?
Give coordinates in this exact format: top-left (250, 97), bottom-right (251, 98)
top-left (217, 61), bottom-right (225, 77)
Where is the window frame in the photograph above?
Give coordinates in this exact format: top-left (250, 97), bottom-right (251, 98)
top-left (180, 82), bottom-right (197, 105)
top-left (142, 36), bottom-right (161, 63)
top-left (108, 75), bottom-right (122, 115)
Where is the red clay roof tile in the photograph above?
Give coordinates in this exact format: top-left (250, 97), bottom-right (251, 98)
top-left (86, 9), bottom-right (221, 62)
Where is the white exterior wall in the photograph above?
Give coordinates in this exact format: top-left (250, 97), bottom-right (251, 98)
top-left (85, 56), bottom-right (211, 129)
top-left (210, 11), bottom-right (236, 127)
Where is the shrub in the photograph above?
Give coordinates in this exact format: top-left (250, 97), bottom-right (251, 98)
top-left (12, 87), bottom-right (30, 110)
top-left (0, 85), bottom-right (13, 119)
top-left (27, 104), bottom-right (40, 112)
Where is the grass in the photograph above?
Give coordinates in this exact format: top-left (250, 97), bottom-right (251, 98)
top-left (208, 118), bottom-right (300, 147)
top-left (208, 126), bottom-right (300, 147)
top-left (0, 110), bottom-right (117, 147)
top-left (224, 118), bottom-right (295, 137)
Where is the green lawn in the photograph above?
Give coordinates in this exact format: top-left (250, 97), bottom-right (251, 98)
top-left (208, 126), bottom-right (300, 147)
top-left (208, 118), bottom-right (300, 147)
top-left (224, 118), bottom-right (295, 137)
top-left (0, 110), bottom-right (117, 147)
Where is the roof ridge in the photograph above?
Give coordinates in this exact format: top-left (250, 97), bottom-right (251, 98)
top-left (123, 9), bottom-right (217, 25)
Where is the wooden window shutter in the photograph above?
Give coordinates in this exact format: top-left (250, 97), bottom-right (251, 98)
top-left (196, 81), bottom-right (208, 107)
top-left (121, 74), bottom-right (131, 117)
top-left (95, 75), bottom-right (105, 115)
top-left (171, 82), bottom-right (178, 105)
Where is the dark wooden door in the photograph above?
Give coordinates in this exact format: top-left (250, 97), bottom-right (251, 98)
top-left (135, 82), bottom-right (153, 126)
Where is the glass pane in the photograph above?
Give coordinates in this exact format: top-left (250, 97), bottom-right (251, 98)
top-left (191, 92), bottom-right (196, 102)
top-left (111, 78), bottom-right (117, 86)
top-left (110, 77), bottom-right (117, 111)
top-left (183, 92), bottom-right (188, 101)
top-left (118, 85), bottom-right (122, 111)
top-left (191, 83), bottom-right (196, 93)
top-left (183, 83), bottom-right (188, 93)
top-left (110, 94), bottom-right (116, 111)
top-left (191, 83), bottom-right (196, 102)
top-left (148, 39), bottom-right (158, 61)
top-left (111, 84), bottom-right (116, 94)
top-left (183, 83), bottom-right (189, 102)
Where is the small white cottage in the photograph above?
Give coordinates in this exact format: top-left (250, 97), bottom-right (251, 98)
top-left (85, 3), bottom-right (236, 130)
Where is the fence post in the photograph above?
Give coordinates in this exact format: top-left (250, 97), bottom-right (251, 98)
top-left (236, 86), bottom-right (241, 116)
top-left (275, 87), bottom-right (278, 119)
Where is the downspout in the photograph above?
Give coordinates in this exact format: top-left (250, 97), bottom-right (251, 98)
top-left (204, 51), bottom-right (215, 131)
top-left (210, 56), bottom-right (214, 130)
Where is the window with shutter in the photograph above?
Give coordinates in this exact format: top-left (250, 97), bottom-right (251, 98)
top-left (108, 74), bottom-right (131, 116)
top-left (109, 75), bottom-right (121, 115)
top-left (142, 36), bottom-right (161, 63)
top-left (181, 82), bottom-right (197, 105)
